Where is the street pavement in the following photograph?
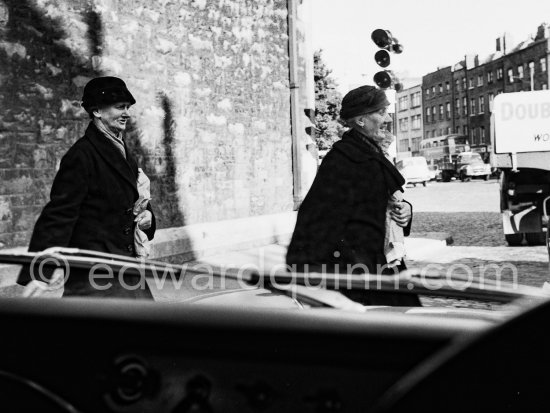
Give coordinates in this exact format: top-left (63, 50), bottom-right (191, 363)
top-left (402, 180), bottom-right (550, 289)
top-left (403, 180), bottom-right (500, 212)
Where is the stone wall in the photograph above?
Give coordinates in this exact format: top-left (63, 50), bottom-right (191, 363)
top-left (0, 0), bottom-right (301, 249)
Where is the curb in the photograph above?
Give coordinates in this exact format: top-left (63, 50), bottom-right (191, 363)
top-left (405, 235), bottom-right (450, 261)
top-left (410, 232), bottom-right (453, 245)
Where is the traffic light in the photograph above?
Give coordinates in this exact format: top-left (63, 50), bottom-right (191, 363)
top-left (371, 29), bottom-right (403, 91)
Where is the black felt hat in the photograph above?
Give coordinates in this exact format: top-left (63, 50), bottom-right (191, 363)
top-left (81, 76), bottom-right (136, 112)
top-left (340, 85), bottom-right (389, 119)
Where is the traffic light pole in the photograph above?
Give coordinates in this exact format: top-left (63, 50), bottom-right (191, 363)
top-left (371, 29), bottom-right (403, 91)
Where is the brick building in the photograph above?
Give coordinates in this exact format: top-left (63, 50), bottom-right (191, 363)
top-left (420, 24), bottom-right (550, 161)
top-left (0, 0), bottom-right (316, 254)
top-left (422, 66), bottom-right (454, 141)
top-left (395, 84), bottom-right (423, 159)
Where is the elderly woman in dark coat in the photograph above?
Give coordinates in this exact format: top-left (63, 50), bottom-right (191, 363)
top-left (286, 85), bottom-right (416, 304)
top-left (19, 77), bottom-right (156, 299)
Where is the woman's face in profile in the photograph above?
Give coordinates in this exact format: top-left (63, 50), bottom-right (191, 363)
top-left (360, 107), bottom-right (392, 138)
top-left (95, 101), bottom-right (133, 134)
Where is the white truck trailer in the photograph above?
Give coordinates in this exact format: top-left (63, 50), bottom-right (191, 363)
top-left (492, 90), bottom-right (550, 246)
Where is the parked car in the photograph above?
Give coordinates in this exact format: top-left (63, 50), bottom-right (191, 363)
top-left (456, 152), bottom-right (492, 181)
top-left (396, 156), bottom-right (431, 187)
top-left (427, 164), bottom-right (442, 181)
top-left (0, 247), bottom-right (548, 412)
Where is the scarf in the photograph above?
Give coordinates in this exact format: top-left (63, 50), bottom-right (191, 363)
top-left (93, 118), bottom-right (126, 159)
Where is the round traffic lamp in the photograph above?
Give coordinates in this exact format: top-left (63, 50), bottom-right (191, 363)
top-left (373, 71), bottom-right (392, 89)
top-left (374, 50), bottom-right (391, 68)
top-left (371, 29), bottom-right (393, 49)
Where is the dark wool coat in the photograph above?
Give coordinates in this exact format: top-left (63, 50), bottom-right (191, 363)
top-left (19, 122), bottom-right (156, 298)
top-left (286, 129), bottom-right (412, 275)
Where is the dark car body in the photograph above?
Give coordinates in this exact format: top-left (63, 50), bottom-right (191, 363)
top-left (0, 249), bottom-right (547, 412)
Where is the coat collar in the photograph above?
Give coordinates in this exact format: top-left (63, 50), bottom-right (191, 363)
top-left (84, 122), bottom-right (138, 193)
top-left (332, 129), bottom-right (384, 162)
top-left (332, 129), bottom-right (405, 189)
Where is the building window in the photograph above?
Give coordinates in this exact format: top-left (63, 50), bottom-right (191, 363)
top-left (481, 126), bottom-right (486, 143)
top-left (455, 78), bottom-right (460, 90)
top-left (412, 114), bottom-right (421, 130)
top-left (487, 71), bottom-right (494, 83)
top-left (411, 137), bottom-right (421, 152)
top-left (439, 104), bottom-right (444, 120)
top-left (399, 118), bottom-right (409, 132)
top-left (455, 98), bottom-right (460, 115)
top-left (425, 88), bottom-right (430, 97)
top-left (462, 77), bottom-right (467, 90)
top-left (431, 86), bottom-right (436, 95)
top-left (477, 74), bottom-right (483, 87)
top-left (399, 139), bottom-right (409, 152)
top-left (411, 91), bottom-right (421, 107)
top-left (497, 67), bottom-right (503, 80)
top-left (472, 128), bottom-right (477, 145)
top-left (446, 81), bottom-right (450, 92)
top-left (488, 93), bottom-right (494, 112)
top-left (479, 96), bottom-right (485, 114)
top-left (398, 96), bottom-right (409, 111)
top-left (507, 68), bottom-right (514, 83)
top-left (517, 65), bottom-right (524, 78)
top-left (463, 125), bottom-right (469, 136)
top-left (541, 57), bottom-right (547, 73)
top-left (446, 102), bottom-right (451, 119)
top-left (432, 106), bottom-right (436, 120)
top-left (455, 125), bottom-right (461, 133)
top-left (469, 78), bottom-right (474, 89)
top-left (462, 97), bottom-right (468, 115)
top-left (425, 107), bottom-right (430, 122)
top-left (470, 98), bottom-right (476, 115)
top-left (439, 83), bottom-right (443, 93)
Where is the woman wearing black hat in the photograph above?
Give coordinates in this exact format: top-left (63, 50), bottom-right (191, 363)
top-left (19, 77), bottom-right (156, 299)
top-left (286, 85), bottom-right (417, 305)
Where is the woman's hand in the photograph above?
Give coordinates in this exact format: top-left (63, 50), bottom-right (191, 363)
top-left (390, 201), bottom-right (411, 228)
top-left (135, 210), bottom-right (152, 230)
top-left (22, 268), bottom-right (64, 298)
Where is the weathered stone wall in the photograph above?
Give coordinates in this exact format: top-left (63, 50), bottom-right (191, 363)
top-left (0, 0), bottom-right (296, 248)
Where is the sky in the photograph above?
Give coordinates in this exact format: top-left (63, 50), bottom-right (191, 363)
top-left (312, 0), bottom-right (550, 93)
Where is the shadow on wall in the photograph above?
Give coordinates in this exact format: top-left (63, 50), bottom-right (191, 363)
top-left (83, 5), bottom-right (103, 57)
top-left (0, 0), bottom-right (101, 102)
top-left (125, 92), bottom-right (187, 229)
top-left (124, 92), bottom-right (195, 261)
top-left (0, 0), bottom-right (101, 247)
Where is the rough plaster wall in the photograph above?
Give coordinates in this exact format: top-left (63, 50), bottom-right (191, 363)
top-left (0, 0), bottom-right (295, 248)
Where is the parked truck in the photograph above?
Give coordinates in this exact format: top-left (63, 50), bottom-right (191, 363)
top-left (440, 151), bottom-right (492, 182)
top-left (492, 90), bottom-right (550, 246)
top-left (419, 134), bottom-right (491, 182)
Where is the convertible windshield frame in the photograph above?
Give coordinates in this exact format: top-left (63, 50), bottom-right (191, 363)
top-left (1, 248), bottom-right (547, 307)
